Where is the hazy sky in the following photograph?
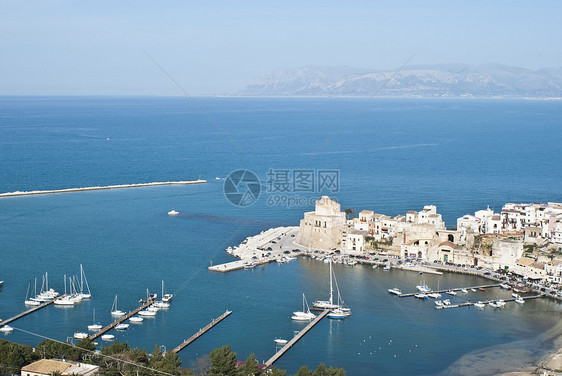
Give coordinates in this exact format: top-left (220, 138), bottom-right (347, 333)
top-left (1, 0), bottom-right (561, 95)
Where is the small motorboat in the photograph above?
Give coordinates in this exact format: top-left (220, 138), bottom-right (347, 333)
top-left (388, 288), bottom-right (401, 295)
top-left (443, 299), bottom-right (451, 305)
top-left (479, 288), bottom-right (486, 291)
top-left (446, 290), bottom-right (457, 296)
top-left (327, 308), bottom-right (347, 319)
top-left (74, 332), bottom-right (88, 339)
top-left (139, 310), bottom-right (156, 317)
top-left (416, 285), bottom-right (432, 293)
top-left (87, 324), bottom-right (102, 331)
top-left (434, 300), bottom-right (443, 307)
top-left (515, 297), bottom-right (525, 304)
top-left (470, 288), bottom-right (477, 292)
top-left (474, 302), bottom-right (486, 308)
top-left (427, 292), bottom-right (442, 299)
top-left (414, 293), bottom-right (428, 300)
top-left (500, 284), bottom-right (510, 289)
top-left (383, 265), bottom-right (391, 271)
top-left (168, 209), bottom-right (179, 216)
top-left (0, 325), bottom-right (14, 333)
top-left (129, 316), bottom-right (143, 323)
top-left (115, 323), bottom-right (130, 330)
top-left (101, 334), bottom-right (115, 341)
top-left (461, 289), bottom-right (468, 293)
top-left (274, 338), bottom-right (288, 345)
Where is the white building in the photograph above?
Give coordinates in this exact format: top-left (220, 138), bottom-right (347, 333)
top-left (21, 359), bottom-right (99, 376)
top-left (344, 229), bottom-right (368, 255)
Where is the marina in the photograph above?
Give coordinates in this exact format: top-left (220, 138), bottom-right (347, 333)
top-left (171, 310), bottom-right (233, 353)
top-left (398, 283), bottom-right (502, 297)
top-left (88, 299), bottom-right (154, 341)
top-left (434, 294), bottom-right (544, 310)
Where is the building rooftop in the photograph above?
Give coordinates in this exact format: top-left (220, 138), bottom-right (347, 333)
top-left (22, 359), bottom-right (74, 375)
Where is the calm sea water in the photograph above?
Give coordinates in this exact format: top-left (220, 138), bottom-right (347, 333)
top-left (0, 97), bottom-right (561, 375)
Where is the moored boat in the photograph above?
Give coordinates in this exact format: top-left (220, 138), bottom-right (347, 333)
top-left (74, 332), bottom-right (88, 339)
top-left (388, 288), bottom-right (401, 295)
top-left (129, 316), bottom-right (143, 323)
top-left (274, 338), bottom-right (288, 345)
top-left (115, 323), bottom-right (130, 330)
top-left (101, 334), bottom-right (115, 341)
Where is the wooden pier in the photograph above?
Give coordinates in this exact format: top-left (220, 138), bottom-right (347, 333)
top-left (435, 294), bottom-right (544, 309)
top-left (399, 283), bottom-right (502, 297)
top-left (172, 310), bottom-right (232, 353)
top-left (263, 309), bottom-right (330, 370)
top-left (0, 299), bottom-right (55, 328)
top-left (88, 300), bottom-right (153, 341)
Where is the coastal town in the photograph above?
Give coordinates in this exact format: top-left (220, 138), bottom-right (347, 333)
top-left (218, 196), bottom-right (562, 301)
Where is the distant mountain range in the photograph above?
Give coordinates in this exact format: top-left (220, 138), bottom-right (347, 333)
top-left (237, 64), bottom-right (562, 98)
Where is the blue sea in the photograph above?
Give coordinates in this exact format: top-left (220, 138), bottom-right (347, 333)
top-left (0, 96), bottom-right (561, 375)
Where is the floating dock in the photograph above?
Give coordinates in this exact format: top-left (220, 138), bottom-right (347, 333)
top-left (263, 309), bottom-right (330, 370)
top-left (399, 283), bottom-right (502, 297)
top-left (435, 294), bottom-right (544, 309)
top-left (0, 299), bottom-right (56, 328)
top-left (0, 179), bottom-right (207, 198)
top-left (88, 300), bottom-right (153, 341)
top-left (172, 310), bottom-right (232, 353)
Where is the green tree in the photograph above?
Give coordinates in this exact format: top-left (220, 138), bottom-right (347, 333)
top-left (295, 365), bottom-right (313, 376)
top-left (313, 363), bottom-right (328, 376)
top-left (208, 345), bottom-right (237, 376)
top-left (240, 353), bottom-right (258, 376)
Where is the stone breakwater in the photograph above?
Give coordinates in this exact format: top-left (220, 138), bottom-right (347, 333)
top-left (0, 179), bottom-right (207, 198)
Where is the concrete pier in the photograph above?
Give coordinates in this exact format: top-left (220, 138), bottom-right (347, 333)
top-left (399, 283), bottom-right (502, 297)
top-left (263, 309), bottom-right (329, 370)
top-left (0, 179), bottom-right (207, 198)
top-left (172, 310), bottom-right (232, 353)
top-left (0, 299), bottom-right (56, 328)
top-left (88, 300), bottom-right (153, 341)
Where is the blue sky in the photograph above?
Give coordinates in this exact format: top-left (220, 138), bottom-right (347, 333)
top-left (1, 0), bottom-right (561, 95)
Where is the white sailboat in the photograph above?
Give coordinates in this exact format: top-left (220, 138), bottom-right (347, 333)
top-left (292, 293), bottom-right (316, 321)
top-left (78, 264), bottom-right (91, 299)
top-left (24, 279), bottom-right (41, 306)
top-left (313, 260), bottom-right (341, 310)
top-left (153, 281), bottom-right (171, 308)
top-left (87, 309), bottom-right (102, 331)
top-left (161, 280), bottom-right (173, 303)
top-left (54, 275), bottom-right (75, 306)
top-left (110, 295), bottom-right (125, 317)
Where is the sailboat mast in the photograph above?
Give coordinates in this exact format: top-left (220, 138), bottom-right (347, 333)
top-left (63, 274), bottom-right (67, 295)
top-left (80, 264), bottom-right (84, 293)
top-left (329, 259), bottom-right (333, 305)
top-left (46, 272), bottom-right (49, 291)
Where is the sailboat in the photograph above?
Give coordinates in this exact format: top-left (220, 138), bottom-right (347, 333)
top-left (110, 295), bottom-right (125, 317)
top-left (24, 279), bottom-right (41, 306)
top-left (87, 309), bottom-right (102, 331)
top-left (161, 280), bottom-right (173, 303)
top-left (36, 272), bottom-right (59, 301)
top-left (153, 281), bottom-right (171, 308)
top-left (78, 264), bottom-right (91, 299)
top-left (54, 275), bottom-right (75, 306)
top-left (328, 272), bottom-right (351, 319)
top-left (292, 293), bottom-right (316, 321)
top-left (313, 260), bottom-right (341, 310)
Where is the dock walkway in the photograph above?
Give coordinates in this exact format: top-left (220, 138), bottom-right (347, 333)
top-left (172, 310), bottom-right (232, 353)
top-left (0, 299), bottom-right (55, 327)
top-left (435, 294), bottom-right (544, 309)
top-left (399, 284), bottom-right (501, 297)
top-left (263, 309), bottom-right (329, 370)
top-left (89, 300), bottom-right (153, 341)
